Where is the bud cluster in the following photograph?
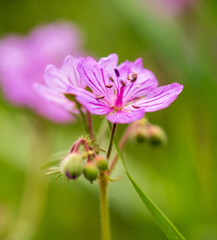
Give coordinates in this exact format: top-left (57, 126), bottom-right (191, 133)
top-left (131, 119), bottom-right (167, 146)
top-left (60, 138), bottom-right (108, 183)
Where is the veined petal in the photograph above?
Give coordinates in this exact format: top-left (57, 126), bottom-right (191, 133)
top-left (106, 108), bottom-right (145, 124)
top-left (123, 71), bottom-right (158, 103)
top-left (44, 56), bottom-right (85, 92)
top-left (118, 58), bottom-right (144, 79)
top-left (77, 61), bottom-right (115, 104)
top-left (75, 89), bottom-right (111, 115)
top-left (136, 83), bottom-right (183, 112)
top-left (35, 83), bottom-right (76, 113)
top-left (98, 53), bottom-right (118, 73)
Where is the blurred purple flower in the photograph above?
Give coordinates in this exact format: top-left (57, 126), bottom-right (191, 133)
top-left (39, 54), bottom-right (183, 124)
top-left (0, 22), bottom-right (84, 122)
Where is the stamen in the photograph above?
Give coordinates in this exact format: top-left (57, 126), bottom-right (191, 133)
top-left (105, 84), bottom-right (113, 88)
top-left (114, 69), bottom-right (120, 77)
top-left (127, 73), bottom-right (137, 82)
top-left (109, 77), bottom-right (114, 82)
top-left (121, 80), bottom-right (126, 87)
top-left (130, 73), bottom-right (137, 82)
top-left (132, 105), bottom-right (141, 109)
top-left (114, 87), bottom-right (117, 95)
top-left (96, 95), bottom-right (105, 99)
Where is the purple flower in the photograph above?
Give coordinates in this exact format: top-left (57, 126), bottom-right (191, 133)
top-left (35, 55), bottom-right (86, 114)
top-left (39, 54), bottom-right (183, 124)
top-left (0, 22), bottom-right (84, 123)
top-left (74, 54), bottom-right (183, 123)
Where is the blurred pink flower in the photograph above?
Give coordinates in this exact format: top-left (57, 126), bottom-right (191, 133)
top-left (38, 54), bottom-right (183, 124)
top-left (0, 22), bottom-right (84, 122)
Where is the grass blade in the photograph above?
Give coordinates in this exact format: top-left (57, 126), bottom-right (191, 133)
top-left (109, 123), bottom-right (185, 240)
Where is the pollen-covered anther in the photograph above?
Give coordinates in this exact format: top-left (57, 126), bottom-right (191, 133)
top-left (130, 73), bottom-right (137, 82)
top-left (105, 84), bottom-right (113, 88)
top-left (127, 73), bottom-right (137, 82)
top-left (132, 104), bottom-right (141, 109)
top-left (114, 68), bottom-right (120, 77)
top-left (109, 76), bottom-right (114, 82)
top-left (96, 95), bottom-right (105, 100)
top-left (121, 80), bottom-right (126, 87)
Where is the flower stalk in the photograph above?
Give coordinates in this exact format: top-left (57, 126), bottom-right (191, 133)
top-left (106, 123), bottom-right (117, 161)
top-left (87, 110), bottom-right (94, 140)
top-left (99, 122), bottom-right (117, 240)
top-left (99, 172), bottom-right (111, 240)
top-left (109, 123), bottom-right (134, 173)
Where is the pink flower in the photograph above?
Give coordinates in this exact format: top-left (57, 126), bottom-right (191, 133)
top-left (39, 53), bottom-right (183, 124)
top-left (35, 55), bottom-right (86, 114)
top-left (0, 22), bottom-right (84, 123)
top-left (75, 54), bottom-right (183, 123)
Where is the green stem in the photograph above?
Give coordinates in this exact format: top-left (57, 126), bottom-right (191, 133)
top-left (106, 123), bottom-right (117, 161)
top-left (87, 111), bottom-right (94, 140)
top-left (109, 123), bottom-right (134, 174)
top-left (99, 173), bottom-right (111, 240)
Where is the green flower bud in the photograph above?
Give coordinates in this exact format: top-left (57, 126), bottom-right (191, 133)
top-left (148, 125), bottom-right (167, 146)
top-left (134, 127), bottom-right (148, 143)
top-left (61, 153), bottom-right (83, 179)
top-left (83, 162), bottom-right (98, 183)
top-left (94, 156), bottom-right (108, 171)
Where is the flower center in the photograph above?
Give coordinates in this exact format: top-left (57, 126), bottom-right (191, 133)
top-left (113, 70), bottom-right (138, 111)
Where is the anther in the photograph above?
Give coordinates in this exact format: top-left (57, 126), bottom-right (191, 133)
top-left (132, 105), bottom-right (141, 109)
top-left (114, 69), bottom-right (120, 77)
top-left (96, 95), bottom-right (105, 99)
top-left (121, 80), bottom-right (126, 87)
top-left (130, 73), bottom-right (137, 82)
top-left (109, 77), bottom-right (114, 82)
top-left (105, 84), bottom-right (113, 88)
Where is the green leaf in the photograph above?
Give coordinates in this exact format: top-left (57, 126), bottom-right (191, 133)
top-left (109, 123), bottom-right (185, 240)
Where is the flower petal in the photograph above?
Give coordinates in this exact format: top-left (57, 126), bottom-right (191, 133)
top-left (98, 53), bottom-right (118, 73)
top-left (123, 71), bottom-right (158, 103)
top-left (106, 108), bottom-right (145, 124)
top-left (44, 56), bottom-right (85, 92)
top-left (35, 83), bottom-right (76, 113)
top-left (75, 89), bottom-right (111, 115)
top-left (136, 83), bottom-right (183, 112)
top-left (118, 58), bottom-right (144, 79)
top-left (77, 60), bottom-right (115, 104)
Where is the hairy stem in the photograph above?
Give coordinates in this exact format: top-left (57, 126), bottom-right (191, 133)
top-left (87, 111), bottom-right (94, 140)
top-left (99, 173), bottom-right (111, 240)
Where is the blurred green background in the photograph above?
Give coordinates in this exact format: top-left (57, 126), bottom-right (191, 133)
top-left (0, 0), bottom-right (217, 239)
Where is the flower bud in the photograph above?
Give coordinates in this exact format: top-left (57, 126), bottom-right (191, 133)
top-left (83, 162), bottom-right (98, 183)
top-left (134, 126), bottom-right (148, 143)
top-left (94, 155), bottom-right (108, 171)
top-left (131, 119), bottom-right (149, 143)
top-left (61, 153), bottom-right (83, 179)
top-left (148, 125), bottom-right (167, 146)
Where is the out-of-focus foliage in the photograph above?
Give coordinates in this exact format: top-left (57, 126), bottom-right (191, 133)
top-left (0, 0), bottom-right (217, 240)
